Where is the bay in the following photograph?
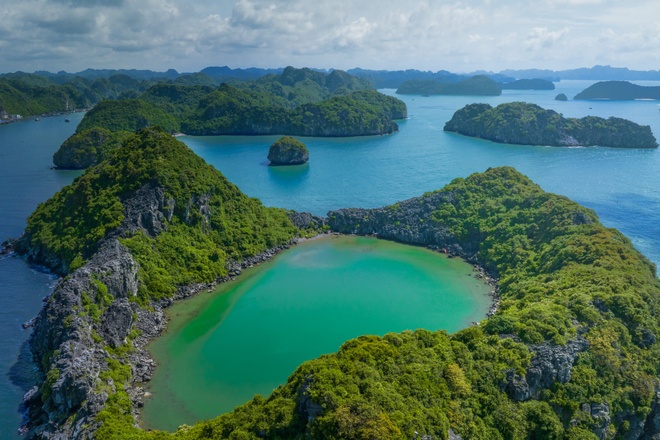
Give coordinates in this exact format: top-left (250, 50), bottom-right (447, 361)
top-left (141, 235), bottom-right (492, 431)
top-left (0, 81), bottom-right (659, 437)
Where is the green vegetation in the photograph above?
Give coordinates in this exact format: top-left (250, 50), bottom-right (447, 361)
top-left (88, 167), bottom-right (660, 439)
top-left (53, 128), bottom-right (133, 169)
top-left (76, 99), bottom-right (179, 133)
top-left (54, 68), bottom-right (406, 168)
top-left (268, 136), bottom-right (309, 165)
top-left (20, 127), bottom-right (298, 285)
top-left (396, 75), bottom-right (502, 96)
top-left (444, 101), bottom-right (658, 148)
top-left (240, 66), bottom-right (373, 107)
top-left (0, 72), bottom-right (153, 118)
top-left (574, 81), bottom-right (660, 100)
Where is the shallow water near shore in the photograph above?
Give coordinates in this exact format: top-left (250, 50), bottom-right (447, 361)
top-left (141, 235), bottom-right (491, 431)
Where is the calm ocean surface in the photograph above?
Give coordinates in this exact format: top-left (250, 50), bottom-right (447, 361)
top-left (1, 81), bottom-right (660, 437)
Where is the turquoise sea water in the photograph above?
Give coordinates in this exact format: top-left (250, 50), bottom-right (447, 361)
top-left (0, 81), bottom-right (659, 437)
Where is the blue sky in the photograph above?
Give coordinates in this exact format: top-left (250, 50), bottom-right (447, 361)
top-left (1, 0), bottom-right (659, 73)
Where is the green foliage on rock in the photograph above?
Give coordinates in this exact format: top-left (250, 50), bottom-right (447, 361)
top-left (268, 136), bottom-right (309, 165)
top-left (53, 127), bottom-right (133, 169)
top-left (241, 66), bottom-right (374, 107)
top-left (444, 101), bottom-right (658, 148)
top-left (396, 75), bottom-right (502, 96)
top-left (182, 86), bottom-right (404, 136)
top-left (93, 167), bottom-right (660, 439)
top-left (19, 127), bottom-right (298, 284)
top-left (0, 72), bottom-right (153, 118)
top-left (0, 79), bottom-right (88, 116)
top-left (76, 99), bottom-right (179, 133)
top-left (574, 81), bottom-right (660, 100)
top-left (56, 68), bottom-right (406, 169)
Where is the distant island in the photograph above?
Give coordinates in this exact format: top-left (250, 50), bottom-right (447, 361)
top-left (574, 80), bottom-right (660, 100)
top-left (12, 130), bottom-right (660, 439)
top-left (444, 102), bottom-right (658, 148)
top-left (268, 136), bottom-right (309, 165)
top-left (395, 75), bottom-right (502, 96)
top-left (501, 78), bottom-right (555, 90)
top-left (555, 93), bottom-right (568, 101)
top-left (51, 67), bottom-right (407, 169)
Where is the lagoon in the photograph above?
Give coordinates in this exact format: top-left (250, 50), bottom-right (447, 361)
top-left (141, 235), bottom-right (491, 431)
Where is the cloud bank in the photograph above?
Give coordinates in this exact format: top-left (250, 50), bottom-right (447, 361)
top-left (1, 0), bottom-right (658, 73)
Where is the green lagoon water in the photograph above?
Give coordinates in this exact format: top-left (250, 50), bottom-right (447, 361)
top-left (141, 235), bottom-right (491, 431)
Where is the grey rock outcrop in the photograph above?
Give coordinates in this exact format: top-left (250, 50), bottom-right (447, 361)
top-left (503, 338), bottom-right (589, 401)
top-left (328, 191), bottom-right (462, 254)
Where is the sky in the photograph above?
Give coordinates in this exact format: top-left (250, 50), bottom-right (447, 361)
top-left (1, 0), bottom-right (659, 74)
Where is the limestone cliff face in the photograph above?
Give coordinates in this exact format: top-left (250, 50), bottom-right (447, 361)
top-left (327, 191), bottom-right (476, 262)
top-left (18, 180), bottom-right (298, 439)
top-left (20, 185), bottom-right (167, 438)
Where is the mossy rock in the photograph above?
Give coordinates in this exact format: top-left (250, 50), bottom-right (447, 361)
top-left (268, 136), bottom-right (309, 165)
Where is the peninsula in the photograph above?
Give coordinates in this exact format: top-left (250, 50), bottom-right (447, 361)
top-left (444, 102), bottom-right (658, 148)
top-left (12, 128), bottom-right (660, 439)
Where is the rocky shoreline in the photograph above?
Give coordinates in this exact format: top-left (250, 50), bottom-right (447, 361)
top-left (10, 196), bottom-right (503, 439)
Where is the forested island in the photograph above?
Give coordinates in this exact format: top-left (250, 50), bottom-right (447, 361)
top-left (52, 67), bottom-right (407, 169)
top-left (268, 136), bottom-right (309, 165)
top-left (395, 75), bottom-right (502, 96)
top-left (10, 127), bottom-right (660, 439)
top-left (444, 102), bottom-right (658, 148)
top-left (574, 81), bottom-right (660, 100)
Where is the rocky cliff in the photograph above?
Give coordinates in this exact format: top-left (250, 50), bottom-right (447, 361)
top-left (15, 128), bottom-right (304, 438)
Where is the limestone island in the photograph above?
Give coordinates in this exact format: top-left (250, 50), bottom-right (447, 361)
top-left (575, 80), bottom-right (660, 100)
top-left (12, 127), bottom-right (660, 439)
top-left (53, 76), bottom-right (406, 169)
top-left (501, 78), bottom-right (555, 90)
top-left (268, 136), bottom-right (309, 165)
top-left (444, 102), bottom-right (658, 148)
top-left (396, 75), bottom-right (502, 96)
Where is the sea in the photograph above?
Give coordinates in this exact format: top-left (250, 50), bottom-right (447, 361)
top-left (1, 81), bottom-right (660, 438)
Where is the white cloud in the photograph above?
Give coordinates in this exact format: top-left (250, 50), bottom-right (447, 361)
top-left (525, 27), bottom-right (570, 51)
top-left (0, 0), bottom-right (659, 73)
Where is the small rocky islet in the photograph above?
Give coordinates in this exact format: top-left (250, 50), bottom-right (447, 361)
top-left (267, 136), bottom-right (309, 166)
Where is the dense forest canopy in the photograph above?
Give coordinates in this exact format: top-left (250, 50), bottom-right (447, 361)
top-left (444, 102), bottom-right (658, 148)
